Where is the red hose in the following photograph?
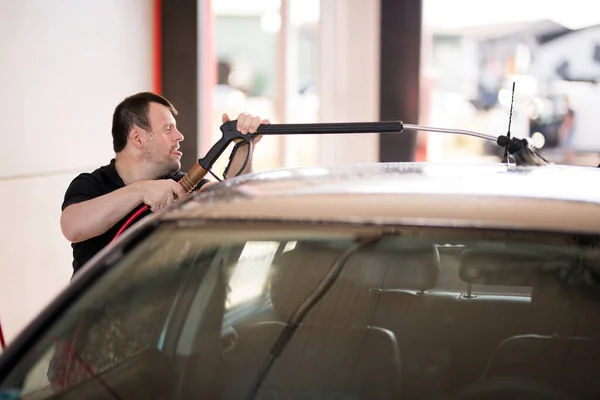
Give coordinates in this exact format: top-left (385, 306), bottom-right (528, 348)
top-left (62, 323), bottom-right (83, 388)
top-left (111, 205), bottom-right (149, 243)
top-left (52, 322), bottom-right (122, 399)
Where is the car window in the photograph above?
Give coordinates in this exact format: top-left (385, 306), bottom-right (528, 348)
top-left (1, 223), bottom-right (599, 400)
top-left (225, 241), bottom-right (279, 309)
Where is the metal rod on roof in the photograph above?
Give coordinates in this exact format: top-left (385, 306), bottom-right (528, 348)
top-left (402, 124), bottom-right (498, 142)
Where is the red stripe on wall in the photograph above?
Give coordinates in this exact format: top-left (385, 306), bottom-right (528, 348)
top-left (153, 0), bottom-right (162, 94)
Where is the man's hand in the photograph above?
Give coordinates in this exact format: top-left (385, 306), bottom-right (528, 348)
top-left (222, 112), bottom-right (270, 178)
top-left (137, 179), bottom-right (187, 212)
top-left (222, 112), bottom-right (270, 145)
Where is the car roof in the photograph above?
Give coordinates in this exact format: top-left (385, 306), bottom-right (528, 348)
top-left (163, 162), bottom-right (600, 234)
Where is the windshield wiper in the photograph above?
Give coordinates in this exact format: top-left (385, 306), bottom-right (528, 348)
top-left (244, 235), bottom-right (383, 400)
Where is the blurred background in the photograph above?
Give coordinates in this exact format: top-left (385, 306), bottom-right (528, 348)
top-left (1, 0), bottom-right (599, 343)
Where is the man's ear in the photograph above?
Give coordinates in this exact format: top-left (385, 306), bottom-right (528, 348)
top-left (129, 128), bottom-right (144, 149)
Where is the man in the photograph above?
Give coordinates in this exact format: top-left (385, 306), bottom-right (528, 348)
top-left (61, 91), bottom-right (268, 275)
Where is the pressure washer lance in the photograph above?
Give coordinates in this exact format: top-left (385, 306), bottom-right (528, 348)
top-left (179, 120), bottom-right (550, 193)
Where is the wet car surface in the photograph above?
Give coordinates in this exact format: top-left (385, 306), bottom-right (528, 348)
top-left (1, 162), bottom-right (599, 400)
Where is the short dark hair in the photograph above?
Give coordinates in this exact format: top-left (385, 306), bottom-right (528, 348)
top-left (111, 92), bottom-right (178, 152)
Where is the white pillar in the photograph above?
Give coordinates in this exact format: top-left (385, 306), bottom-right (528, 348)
top-left (318, 0), bottom-right (381, 165)
top-left (277, 0), bottom-right (301, 167)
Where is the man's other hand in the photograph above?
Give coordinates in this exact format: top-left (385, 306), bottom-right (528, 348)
top-left (222, 112), bottom-right (270, 144)
top-left (138, 179), bottom-right (187, 212)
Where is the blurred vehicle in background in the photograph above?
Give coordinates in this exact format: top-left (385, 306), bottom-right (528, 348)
top-left (527, 94), bottom-right (568, 150)
top-left (525, 80), bottom-right (600, 165)
top-left (479, 77), bottom-right (600, 165)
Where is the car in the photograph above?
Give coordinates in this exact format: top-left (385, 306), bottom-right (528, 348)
top-left (1, 160), bottom-right (599, 400)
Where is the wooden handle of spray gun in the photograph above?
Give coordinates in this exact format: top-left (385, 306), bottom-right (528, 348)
top-left (178, 163), bottom-right (208, 194)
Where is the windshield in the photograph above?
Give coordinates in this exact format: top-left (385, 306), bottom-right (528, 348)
top-left (1, 223), bottom-right (600, 400)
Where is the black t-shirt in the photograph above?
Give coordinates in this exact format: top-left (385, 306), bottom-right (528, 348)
top-left (62, 159), bottom-right (209, 274)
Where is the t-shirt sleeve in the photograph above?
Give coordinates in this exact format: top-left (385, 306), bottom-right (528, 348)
top-left (62, 173), bottom-right (104, 211)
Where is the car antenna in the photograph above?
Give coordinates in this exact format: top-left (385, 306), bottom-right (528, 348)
top-left (501, 82), bottom-right (516, 164)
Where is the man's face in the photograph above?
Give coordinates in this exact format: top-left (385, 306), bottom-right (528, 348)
top-left (142, 102), bottom-right (184, 177)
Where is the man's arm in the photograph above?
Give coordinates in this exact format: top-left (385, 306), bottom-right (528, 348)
top-left (61, 182), bottom-right (144, 243)
top-left (223, 142), bottom-right (254, 179)
top-left (198, 181), bottom-right (219, 191)
top-left (61, 179), bottom-right (185, 243)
